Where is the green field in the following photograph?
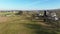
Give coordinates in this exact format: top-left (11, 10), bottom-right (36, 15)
top-left (0, 12), bottom-right (60, 34)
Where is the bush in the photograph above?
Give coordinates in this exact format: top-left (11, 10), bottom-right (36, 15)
top-left (15, 11), bottom-right (23, 15)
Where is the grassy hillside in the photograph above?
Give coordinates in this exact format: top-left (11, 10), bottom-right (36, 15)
top-left (0, 15), bottom-right (59, 34)
top-left (0, 11), bottom-right (60, 34)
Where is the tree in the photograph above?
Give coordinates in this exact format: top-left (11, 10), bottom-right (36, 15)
top-left (16, 11), bottom-right (23, 15)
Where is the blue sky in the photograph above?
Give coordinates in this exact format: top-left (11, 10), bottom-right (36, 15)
top-left (0, 0), bottom-right (60, 10)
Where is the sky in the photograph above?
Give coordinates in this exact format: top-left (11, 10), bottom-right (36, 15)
top-left (0, 0), bottom-right (60, 10)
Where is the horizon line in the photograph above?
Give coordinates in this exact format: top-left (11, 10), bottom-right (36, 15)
top-left (0, 8), bottom-right (60, 10)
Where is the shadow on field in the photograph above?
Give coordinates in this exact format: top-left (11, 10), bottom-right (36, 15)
top-left (24, 23), bottom-right (58, 34)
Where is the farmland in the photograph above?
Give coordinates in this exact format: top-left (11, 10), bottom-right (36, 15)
top-left (0, 10), bottom-right (60, 34)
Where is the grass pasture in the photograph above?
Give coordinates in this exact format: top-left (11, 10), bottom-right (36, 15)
top-left (0, 12), bottom-right (59, 34)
